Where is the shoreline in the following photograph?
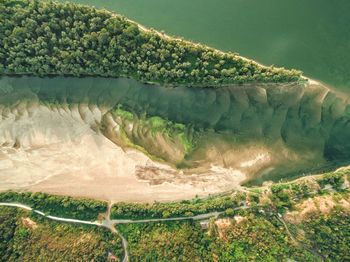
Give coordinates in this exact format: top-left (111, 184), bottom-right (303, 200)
top-left (119, 14), bottom-right (324, 88)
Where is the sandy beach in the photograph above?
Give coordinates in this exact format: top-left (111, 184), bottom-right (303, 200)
top-left (0, 102), bottom-right (250, 202)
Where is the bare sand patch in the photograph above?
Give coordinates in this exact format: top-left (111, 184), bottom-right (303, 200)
top-left (214, 218), bottom-right (233, 239)
top-left (233, 215), bottom-right (245, 224)
top-left (0, 103), bottom-right (247, 202)
top-left (21, 217), bottom-right (38, 229)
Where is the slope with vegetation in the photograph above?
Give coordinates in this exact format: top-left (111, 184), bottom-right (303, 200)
top-left (116, 169), bottom-right (349, 261)
top-left (0, 191), bottom-right (107, 221)
top-left (0, 168), bottom-right (348, 261)
top-left (0, 0), bottom-right (302, 86)
top-left (117, 212), bottom-right (318, 261)
top-left (111, 193), bottom-right (246, 219)
top-left (0, 206), bottom-right (124, 261)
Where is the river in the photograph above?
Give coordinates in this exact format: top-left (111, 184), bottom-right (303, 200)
top-left (1, 1), bottom-right (350, 195)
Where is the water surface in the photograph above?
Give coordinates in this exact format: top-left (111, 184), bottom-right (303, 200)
top-left (1, 76), bottom-right (350, 185)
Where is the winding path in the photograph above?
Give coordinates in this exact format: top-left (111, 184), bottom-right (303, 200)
top-left (1, 202), bottom-right (322, 261)
top-left (276, 215), bottom-right (325, 261)
top-left (0, 202), bottom-right (248, 262)
top-left (0, 203), bottom-right (125, 260)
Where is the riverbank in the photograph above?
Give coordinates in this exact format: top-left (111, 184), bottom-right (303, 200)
top-left (119, 14), bottom-right (323, 87)
top-left (0, 100), bottom-right (247, 203)
top-left (2, 75), bottom-right (349, 202)
top-left (2, 169), bottom-right (348, 261)
top-left (2, 0), bottom-right (301, 87)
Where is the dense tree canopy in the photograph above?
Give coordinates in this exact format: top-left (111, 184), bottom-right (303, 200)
top-left (0, 0), bottom-right (302, 87)
top-left (300, 206), bottom-right (349, 261)
top-left (111, 193), bottom-right (246, 219)
top-left (118, 215), bottom-right (317, 261)
top-left (0, 207), bottom-right (124, 261)
top-left (0, 191), bottom-right (107, 220)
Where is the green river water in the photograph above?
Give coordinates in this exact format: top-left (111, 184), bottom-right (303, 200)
top-left (1, 77), bottom-right (350, 185)
top-left (55, 0), bottom-right (350, 93)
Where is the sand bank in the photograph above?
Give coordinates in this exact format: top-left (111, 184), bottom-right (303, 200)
top-left (0, 102), bottom-right (251, 202)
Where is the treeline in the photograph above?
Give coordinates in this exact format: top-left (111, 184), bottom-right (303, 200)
top-left (0, 0), bottom-right (302, 87)
top-left (0, 206), bottom-right (124, 261)
top-left (0, 191), bottom-right (107, 220)
top-left (111, 193), bottom-right (246, 219)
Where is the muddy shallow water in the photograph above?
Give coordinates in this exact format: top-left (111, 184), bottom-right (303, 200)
top-left (0, 76), bottom-right (349, 200)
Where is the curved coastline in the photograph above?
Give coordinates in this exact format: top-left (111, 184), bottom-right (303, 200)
top-left (120, 14), bottom-right (322, 87)
top-left (1, 0), bottom-right (348, 204)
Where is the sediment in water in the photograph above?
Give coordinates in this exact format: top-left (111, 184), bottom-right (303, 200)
top-left (0, 76), bottom-right (349, 200)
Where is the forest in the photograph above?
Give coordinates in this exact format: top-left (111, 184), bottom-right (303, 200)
top-left (0, 206), bottom-right (124, 261)
top-left (117, 187), bottom-right (349, 261)
top-left (0, 0), bottom-right (302, 87)
top-left (0, 171), bottom-right (348, 261)
top-left (0, 191), bottom-right (108, 220)
top-left (111, 193), bottom-right (246, 219)
top-left (117, 213), bottom-right (317, 261)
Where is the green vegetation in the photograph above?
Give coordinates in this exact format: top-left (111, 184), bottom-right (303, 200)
top-left (300, 205), bottom-right (349, 261)
top-left (212, 213), bottom-right (317, 261)
top-left (118, 221), bottom-right (211, 261)
top-left (0, 191), bottom-right (107, 221)
top-left (115, 175), bottom-right (349, 261)
top-left (317, 170), bottom-right (347, 189)
top-left (267, 169), bottom-right (349, 213)
top-left (0, 206), bottom-right (123, 261)
top-left (0, 0), bottom-right (302, 87)
top-left (114, 104), bottom-right (134, 120)
top-left (111, 105), bottom-right (197, 160)
top-left (111, 193), bottom-right (246, 219)
top-left (268, 183), bottom-right (293, 212)
top-left (117, 213), bottom-right (317, 261)
top-left (0, 169), bottom-right (348, 261)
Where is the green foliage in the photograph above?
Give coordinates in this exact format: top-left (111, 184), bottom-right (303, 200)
top-left (300, 207), bottom-right (350, 261)
top-left (117, 213), bottom-right (317, 261)
top-left (118, 221), bottom-right (213, 261)
top-left (213, 213), bottom-right (316, 261)
top-left (0, 206), bottom-right (124, 261)
top-left (289, 180), bottom-right (314, 200)
top-left (317, 170), bottom-right (345, 189)
top-left (177, 132), bottom-right (195, 154)
top-left (0, 207), bottom-right (17, 260)
top-left (248, 188), bottom-right (262, 194)
top-left (0, 0), bottom-right (302, 87)
top-left (113, 106), bottom-right (197, 157)
top-left (111, 194), bottom-right (244, 219)
top-left (269, 184), bottom-right (293, 212)
top-left (0, 191), bottom-right (107, 220)
top-left (225, 207), bottom-right (235, 216)
top-left (114, 104), bottom-right (134, 120)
